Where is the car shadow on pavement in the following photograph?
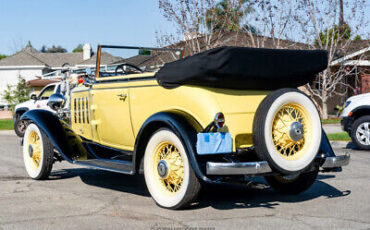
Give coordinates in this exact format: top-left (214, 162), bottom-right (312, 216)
top-left (195, 177), bottom-right (351, 210)
top-left (50, 168), bottom-right (350, 210)
top-left (50, 168), bottom-right (151, 197)
top-left (345, 142), bottom-right (368, 151)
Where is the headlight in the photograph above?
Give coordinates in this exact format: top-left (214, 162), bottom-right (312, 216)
top-left (345, 101), bottom-right (351, 108)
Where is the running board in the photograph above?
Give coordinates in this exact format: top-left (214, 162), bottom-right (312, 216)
top-left (74, 159), bottom-right (134, 175)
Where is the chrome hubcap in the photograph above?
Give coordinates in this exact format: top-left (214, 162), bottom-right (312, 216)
top-left (28, 144), bottom-right (34, 158)
top-left (289, 122), bottom-right (304, 141)
top-left (356, 122), bottom-right (370, 145)
top-left (157, 160), bottom-right (169, 179)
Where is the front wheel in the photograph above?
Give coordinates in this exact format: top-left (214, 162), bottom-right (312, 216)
top-left (265, 168), bottom-right (318, 194)
top-left (14, 114), bottom-right (28, 137)
top-left (351, 116), bottom-right (370, 150)
top-left (144, 128), bottom-right (201, 209)
top-left (23, 123), bottom-right (54, 180)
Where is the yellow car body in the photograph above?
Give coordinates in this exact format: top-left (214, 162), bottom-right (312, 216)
top-left (71, 73), bottom-right (269, 152)
top-left (20, 45), bottom-right (350, 209)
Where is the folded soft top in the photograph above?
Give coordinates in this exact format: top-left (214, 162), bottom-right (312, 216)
top-left (155, 46), bottom-right (328, 90)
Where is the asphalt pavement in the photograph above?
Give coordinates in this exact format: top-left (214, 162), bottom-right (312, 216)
top-left (0, 131), bottom-right (369, 230)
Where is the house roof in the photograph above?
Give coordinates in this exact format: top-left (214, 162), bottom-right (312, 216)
top-left (331, 46), bottom-right (370, 66)
top-left (0, 43), bottom-right (47, 67)
top-left (344, 40), bottom-right (370, 54)
top-left (0, 51), bottom-right (47, 67)
top-left (124, 55), bottom-right (155, 66)
top-left (0, 43), bottom-right (121, 68)
top-left (35, 53), bottom-right (83, 67)
top-left (27, 78), bottom-right (60, 87)
top-left (78, 52), bottom-right (123, 65)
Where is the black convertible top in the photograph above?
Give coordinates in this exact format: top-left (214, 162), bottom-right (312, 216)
top-left (155, 46), bottom-right (328, 90)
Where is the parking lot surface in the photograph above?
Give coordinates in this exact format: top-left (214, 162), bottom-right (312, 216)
top-left (0, 131), bottom-right (369, 230)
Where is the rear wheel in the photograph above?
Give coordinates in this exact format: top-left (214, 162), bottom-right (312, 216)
top-left (265, 168), bottom-right (319, 194)
top-left (351, 116), bottom-right (370, 150)
top-left (144, 128), bottom-right (200, 209)
top-left (23, 123), bottom-right (54, 180)
top-left (253, 88), bottom-right (322, 174)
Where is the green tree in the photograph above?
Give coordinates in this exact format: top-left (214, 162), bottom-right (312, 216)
top-left (0, 54), bottom-right (7, 60)
top-left (315, 23), bottom-right (361, 46)
top-left (206, 0), bottom-right (252, 32)
top-left (2, 77), bottom-right (31, 112)
top-left (72, 44), bottom-right (84, 53)
top-left (40, 45), bottom-right (67, 53)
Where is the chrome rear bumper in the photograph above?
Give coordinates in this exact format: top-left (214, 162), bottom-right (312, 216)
top-left (321, 153), bottom-right (350, 168)
top-left (206, 153), bottom-right (350, 175)
top-left (206, 161), bottom-right (271, 175)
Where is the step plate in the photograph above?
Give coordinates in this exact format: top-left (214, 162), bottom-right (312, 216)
top-left (74, 159), bottom-right (134, 175)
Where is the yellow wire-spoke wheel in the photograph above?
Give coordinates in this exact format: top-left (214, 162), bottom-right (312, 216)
top-left (27, 130), bottom-right (42, 171)
top-left (271, 103), bottom-right (313, 161)
top-left (23, 123), bottom-right (54, 180)
top-left (152, 141), bottom-right (184, 195)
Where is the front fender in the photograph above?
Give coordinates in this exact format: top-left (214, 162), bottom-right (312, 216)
top-left (134, 112), bottom-right (214, 183)
top-left (21, 109), bottom-right (88, 162)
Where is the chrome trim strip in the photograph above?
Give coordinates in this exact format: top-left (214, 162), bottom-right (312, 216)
top-left (321, 153), bottom-right (350, 168)
top-left (206, 161), bottom-right (272, 175)
top-left (92, 85), bottom-right (158, 91)
top-left (95, 76), bottom-right (156, 84)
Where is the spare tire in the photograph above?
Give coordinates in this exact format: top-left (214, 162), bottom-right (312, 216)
top-left (253, 88), bottom-right (321, 174)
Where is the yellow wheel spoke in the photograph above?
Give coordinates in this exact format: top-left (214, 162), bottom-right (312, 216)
top-left (27, 131), bottom-right (42, 171)
top-left (153, 142), bottom-right (184, 194)
top-left (272, 103), bottom-right (312, 160)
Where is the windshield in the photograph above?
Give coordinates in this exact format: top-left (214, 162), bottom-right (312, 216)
top-left (95, 46), bottom-right (182, 78)
top-left (38, 85), bottom-right (55, 100)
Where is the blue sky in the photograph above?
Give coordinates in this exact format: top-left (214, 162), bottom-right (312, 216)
top-left (0, 0), bottom-right (368, 55)
top-left (0, 0), bottom-right (175, 55)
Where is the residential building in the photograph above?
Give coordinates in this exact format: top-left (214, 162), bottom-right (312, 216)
top-left (0, 42), bottom-right (121, 106)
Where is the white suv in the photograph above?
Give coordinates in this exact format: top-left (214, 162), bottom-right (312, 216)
top-left (13, 83), bottom-right (61, 137)
top-left (340, 93), bottom-right (370, 150)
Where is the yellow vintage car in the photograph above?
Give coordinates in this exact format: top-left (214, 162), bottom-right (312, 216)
top-left (21, 45), bottom-right (349, 209)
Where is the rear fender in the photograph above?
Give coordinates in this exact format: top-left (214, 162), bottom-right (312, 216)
top-left (134, 112), bottom-right (214, 183)
top-left (21, 109), bottom-right (88, 162)
top-left (319, 129), bottom-right (336, 157)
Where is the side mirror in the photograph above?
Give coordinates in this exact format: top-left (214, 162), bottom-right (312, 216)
top-left (30, 93), bottom-right (37, 100)
top-left (47, 93), bottom-right (66, 111)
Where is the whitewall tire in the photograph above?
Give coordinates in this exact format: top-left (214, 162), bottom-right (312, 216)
top-left (23, 123), bottom-right (54, 180)
top-left (144, 128), bottom-right (200, 209)
top-left (253, 88), bottom-right (322, 174)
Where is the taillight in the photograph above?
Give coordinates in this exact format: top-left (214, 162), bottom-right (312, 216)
top-left (214, 112), bottom-right (225, 129)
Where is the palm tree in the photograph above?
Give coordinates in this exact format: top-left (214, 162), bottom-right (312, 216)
top-left (206, 0), bottom-right (253, 32)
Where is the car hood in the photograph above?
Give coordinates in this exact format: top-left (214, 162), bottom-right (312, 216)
top-left (14, 100), bottom-right (33, 111)
top-left (346, 93), bottom-right (370, 103)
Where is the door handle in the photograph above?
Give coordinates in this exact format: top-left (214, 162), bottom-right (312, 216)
top-left (117, 93), bottom-right (128, 101)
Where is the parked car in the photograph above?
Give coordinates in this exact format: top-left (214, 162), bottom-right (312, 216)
top-left (20, 46), bottom-right (350, 209)
top-left (13, 83), bottom-right (61, 137)
top-left (341, 92), bottom-right (370, 150)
